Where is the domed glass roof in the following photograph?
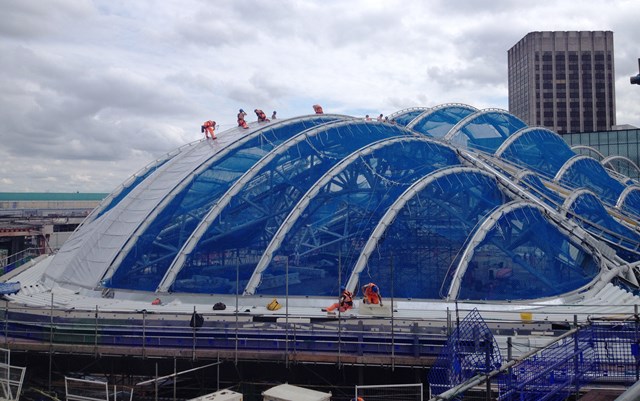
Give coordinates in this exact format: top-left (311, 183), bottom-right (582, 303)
top-left (42, 105), bottom-right (640, 302)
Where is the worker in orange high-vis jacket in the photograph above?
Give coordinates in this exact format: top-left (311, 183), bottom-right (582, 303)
top-left (313, 104), bottom-right (324, 114)
top-left (201, 120), bottom-right (217, 139)
top-left (362, 282), bottom-right (383, 306)
top-left (323, 286), bottom-right (353, 314)
top-left (237, 109), bottom-right (249, 129)
top-left (254, 109), bottom-right (270, 122)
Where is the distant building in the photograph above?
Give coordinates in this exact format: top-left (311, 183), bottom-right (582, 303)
top-left (508, 31), bottom-right (616, 134)
top-left (0, 193), bottom-right (106, 269)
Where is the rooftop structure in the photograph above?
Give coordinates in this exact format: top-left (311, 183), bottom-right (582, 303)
top-left (4, 106), bottom-right (640, 399)
top-left (6, 104), bottom-right (639, 310)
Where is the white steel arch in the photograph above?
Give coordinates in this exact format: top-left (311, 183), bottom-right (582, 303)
top-left (443, 108), bottom-right (520, 143)
top-left (102, 116), bottom-right (347, 288)
top-left (156, 119), bottom-right (393, 292)
top-left (571, 145), bottom-right (605, 160)
top-left (345, 166), bottom-right (496, 292)
top-left (405, 103), bottom-right (477, 130)
top-left (244, 136), bottom-right (455, 295)
top-left (386, 107), bottom-right (431, 123)
top-left (553, 154), bottom-right (592, 182)
top-left (445, 200), bottom-right (546, 300)
top-left (616, 185), bottom-right (640, 209)
top-left (602, 155), bottom-right (640, 176)
top-left (494, 126), bottom-right (561, 157)
top-left (560, 189), bottom-right (597, 218)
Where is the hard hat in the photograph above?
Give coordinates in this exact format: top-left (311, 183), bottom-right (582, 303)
top-left (372, 286), bottom-right (378, 293)
top-left (340, 285), bottom-right (346, 291)
top-left (239, 109), bottom-right (244, 113)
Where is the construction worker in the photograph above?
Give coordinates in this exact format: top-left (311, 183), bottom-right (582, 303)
top-left (271, 111), bottom-right (277, 120)
top-left (254, 109), bottom-right (270, 122)
top-left (313, 104), bottom-right (324, 114)
top-left (237, 109), bottom-right (249, 129)
top-left (323, 286), bottom-right (353, 314)
top-left (362, 282), bottom-right (383, 306)
top-left (201, 120), bottom-right (217, 139)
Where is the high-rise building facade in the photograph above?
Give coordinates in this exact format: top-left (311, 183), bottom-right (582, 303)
top-left (508, 31), bottom-right (616, 134)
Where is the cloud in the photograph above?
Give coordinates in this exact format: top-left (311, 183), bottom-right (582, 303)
top-left (0, 0), bottom-right (639, 192)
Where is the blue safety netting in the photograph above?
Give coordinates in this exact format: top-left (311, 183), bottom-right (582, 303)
top-left (557, 157), bottom-right (625, 207)
top-left (410, 104), bottom-right (477, 138)
top-left (259, 139), bottom-right (461, 296)
top-left (107, 117), bottom-right (340, 291)
top-left (565, 191), bottom-right (640, 262)
top-left (498, 128), bottom-right (575, 180)
top-left (362, 169), bottom-right (506, 300)
top-left (171, 122), bottom-right (414, 294)
top-left (458, 204), bottom-right (599, 301)
top-left (447, 111), bottom-right (527, 154)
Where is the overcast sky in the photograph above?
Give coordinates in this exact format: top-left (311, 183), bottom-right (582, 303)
top-left (1, 0), bottom-right (639, 193)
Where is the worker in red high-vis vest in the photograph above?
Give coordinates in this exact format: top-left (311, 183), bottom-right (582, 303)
top-left (201, 120), bottom-right (217, 139)
top-left (362, 282), bottom-right (383, 306)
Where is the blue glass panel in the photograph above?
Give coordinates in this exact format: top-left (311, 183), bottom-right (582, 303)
top-left (459, 205), bottom-right (599, 301)
top-left (262, 140), bottom-right (461, 296)
top-left (107, 117), bottom-right (339, 291)
top-left (567, 192), bottom-right (640, 261)
top-left (362, 170), bottom-right (505, 300)
top-left (411, 106), bottom-right (476, 138)
top-left (172, 122), bottom-right (412, 294)
top-left (500, 129), bottom-right (575, 180)
top-left (558, 158), bottom-right (625, 206)
top-left (393, 110), bottom-right (425, 127)
top-left (451, 112), bottom-right (527, 154)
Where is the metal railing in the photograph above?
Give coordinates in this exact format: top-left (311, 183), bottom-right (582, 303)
top-left (0, 247), bottom-right (44, 275)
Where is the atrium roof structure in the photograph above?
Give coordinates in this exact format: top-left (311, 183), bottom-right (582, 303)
top-left (36, 105), bottom-right (640, 303)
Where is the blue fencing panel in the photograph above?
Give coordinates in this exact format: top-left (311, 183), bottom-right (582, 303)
top-left (429, 308), bottom-right (502, 399)
top-left (497, 328), bottom-right (597, 401)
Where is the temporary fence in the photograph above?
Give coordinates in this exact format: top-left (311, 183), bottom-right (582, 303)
top-left (0, 348), bottom-right (24, 401)
top-left (428, 313), bottom-right (640, 401)
top-left (428, 308), bottom-right (502, 400)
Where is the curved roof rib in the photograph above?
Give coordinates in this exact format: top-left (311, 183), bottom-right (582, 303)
top-left (443, 109), bottom-right (527, 153)
top-left (345, 166), bottom-right (496, 292)
top-left (44, 136), bottom-right (242, 289)
top-left (571, 145), bottom-right (605, 160)
top-left (102, 116), bottom-right (346, 290)
top-left (244, 137), bottom-right (460, 295)
top-left (158, 121), bottom-right (411, 292)
top-left (602, 155), bottom-right (640, 176)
